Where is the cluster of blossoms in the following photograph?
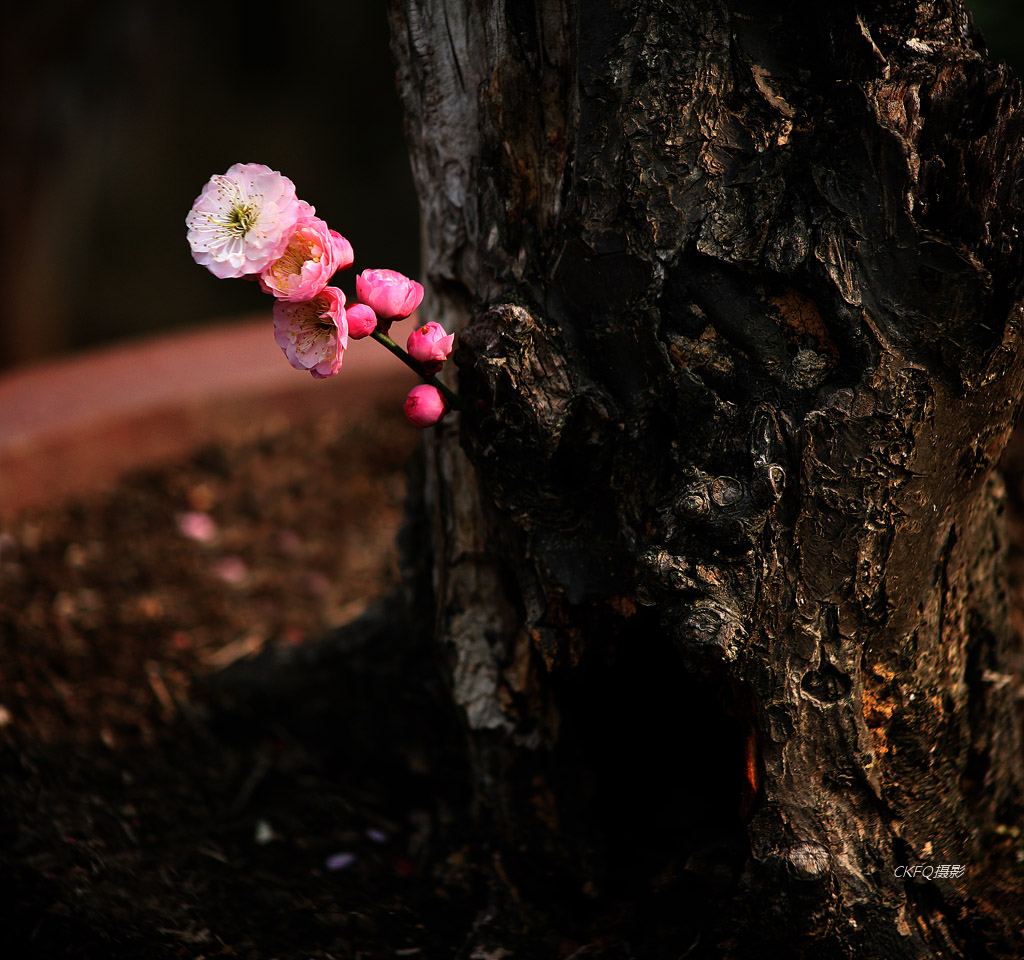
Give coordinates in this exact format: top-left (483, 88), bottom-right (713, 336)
top-left (186, 163), bottom-right (455, 426)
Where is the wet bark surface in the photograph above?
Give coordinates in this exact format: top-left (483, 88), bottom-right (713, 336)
top-left (390, 1), bottom-right (1024, 955)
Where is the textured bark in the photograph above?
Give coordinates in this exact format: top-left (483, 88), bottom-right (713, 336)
top-left (389, 1), bottom-right (1024, 956)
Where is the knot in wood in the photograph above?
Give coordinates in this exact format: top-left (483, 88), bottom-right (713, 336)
top-left (674, 491), bottom-right (710, 519)
top-left (643, 547), bottom-right (677, 579)
top-left (710, 476), bottom-right (744, 506)
top-left (495, 303), bottom-right (537, 339)
top-left (677, 599), bottom-right (746, 659)
top-left (786, 842), bottom-right (831, 880)
top-left (639, 548), bottom-right (701, 596)
top-left (789, 348), bottom-right (830, 391)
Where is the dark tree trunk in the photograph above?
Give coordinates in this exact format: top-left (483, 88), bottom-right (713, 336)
top-left (388, 1), bottom-right (1024, 956)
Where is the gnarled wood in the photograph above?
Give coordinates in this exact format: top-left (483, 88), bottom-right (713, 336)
top-left (389, 1), bottom-right (1024, 955)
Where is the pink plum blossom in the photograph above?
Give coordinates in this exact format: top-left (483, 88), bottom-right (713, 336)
top-left (403, 383), bottom-right (448, 427)
top-left (355, 269), bottom-right (423, 329)
top-left (176, 511), bottom-right (217, 543)
top-left (273, 288), bottom-right (348, 379)
top-left (406, 321), bottom-right (454, 375)
top-left (259, 217), bottom-right (354, 301)
top-left (325, 852), bottom-right (357, 871)
top-left (213, 555), bottom-right (248, 585)
top-left (346, 303), bottom-right (378, 339)
top-left (186, 163), bottom-right (308, 279)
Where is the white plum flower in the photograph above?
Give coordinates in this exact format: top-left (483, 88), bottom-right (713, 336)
top-left (186, 163), bottom-right (309, 279)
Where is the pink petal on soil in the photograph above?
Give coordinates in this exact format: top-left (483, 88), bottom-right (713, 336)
top-left (176, 511), bottom-right (217, 543)
top-left (325, 852), bottom-right (357, 871)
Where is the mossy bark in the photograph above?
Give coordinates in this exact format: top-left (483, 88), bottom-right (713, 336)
top-left (389, 1), bottom-right (1024, 955)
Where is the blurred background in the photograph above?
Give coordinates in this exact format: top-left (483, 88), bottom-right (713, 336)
top-left (1, 2), bottom-right (419, 368)
top-left (1, 1), bottom-right (1022, 369)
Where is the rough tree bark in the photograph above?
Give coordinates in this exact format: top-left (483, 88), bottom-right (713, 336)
top-left (388, 1), bottom-right (1024, 956)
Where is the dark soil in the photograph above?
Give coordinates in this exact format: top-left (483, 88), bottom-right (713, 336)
top-left (0, 408), bottom-right (481, 959)
top-left (4, 407), bottom-right (1024, 959)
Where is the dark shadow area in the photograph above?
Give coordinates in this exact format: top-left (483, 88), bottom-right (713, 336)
top-left (0, 597), bottom-right (479, 959)
top-left (537, 616), bottom-right (752, 954)
top-left (969, 0), bottom-right (1024, 76)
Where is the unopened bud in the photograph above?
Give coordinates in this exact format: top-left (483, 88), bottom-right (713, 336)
top-left (346, 303), bottom-right (377, 339)
top-left (407, 322), bottom-right (455, 375)
top-left (403, 383), bottom-right (448, 427)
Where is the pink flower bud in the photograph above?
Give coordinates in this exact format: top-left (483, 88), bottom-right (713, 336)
top-left (406, 321), bottom-right (454, 374)
top-left (346, 303), bottom-right (378, 339)
top-left (355, 269), bottom-right (423, 330)
top-left (403, 384), bottom-right (448, 427)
